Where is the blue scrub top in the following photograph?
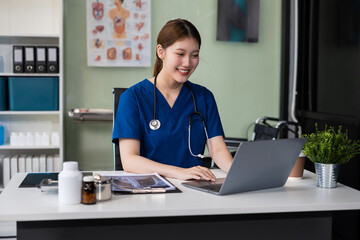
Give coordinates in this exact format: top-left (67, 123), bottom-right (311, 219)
top-left (112, 79), bottom-right (224, 168)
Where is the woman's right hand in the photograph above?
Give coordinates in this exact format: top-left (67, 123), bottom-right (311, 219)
top-left (175, 166), bottom-right (216, 181)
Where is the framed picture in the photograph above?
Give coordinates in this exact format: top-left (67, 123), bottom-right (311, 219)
top-left (216, 0), bottom-right (260, 42)
top-left (86, 0), bottom-right (151, 67)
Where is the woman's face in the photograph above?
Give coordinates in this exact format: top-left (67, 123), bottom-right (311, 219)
top-left (158, 37), bottom-right (200, 84)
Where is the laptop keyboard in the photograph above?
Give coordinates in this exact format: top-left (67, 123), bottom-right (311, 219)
top-left (202, 184), bottom-right (222, 192)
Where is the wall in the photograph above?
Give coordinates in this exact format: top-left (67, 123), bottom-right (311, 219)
top-left (64, 0), bottom-right (282, 170)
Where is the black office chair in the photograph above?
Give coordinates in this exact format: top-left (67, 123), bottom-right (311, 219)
top-left (113, 88), bottom-right (127, 170)
top-left (202, 137), bottom-right (246, 168)
top-left (251, 116), bottom-right (300, 140)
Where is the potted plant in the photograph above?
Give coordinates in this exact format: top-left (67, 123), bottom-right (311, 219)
top-left (302, 125), bottom-right (360, 188)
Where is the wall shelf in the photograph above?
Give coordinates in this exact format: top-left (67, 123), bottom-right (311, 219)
top-left (0, 34), bottom-right (59, 38)
top-left (0, 111), bottom-right (60, 115)
top-left (0, 73), bottom-right (59, 77)
top-left (0, 144), bottom-right (60, 150)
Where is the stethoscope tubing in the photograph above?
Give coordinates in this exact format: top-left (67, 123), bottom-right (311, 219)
top-left (149, 75), bottom-right (161, 130)
top-left (150, 75), bottom-right (211, 158)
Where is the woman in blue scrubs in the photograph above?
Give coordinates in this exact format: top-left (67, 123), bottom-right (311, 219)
top-left (112, 19), bottom-right (233, 181)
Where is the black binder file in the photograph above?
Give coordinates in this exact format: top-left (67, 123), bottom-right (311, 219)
top-left (35, 47), bottom-right (47, 73)
top-left (47, 47), bottom-right (59, 73)
top-left (13, 46), bottom-right (24, 73)
top-left (24, 46), bottom-right (35, 73)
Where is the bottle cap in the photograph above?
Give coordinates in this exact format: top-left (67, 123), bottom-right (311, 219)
top-left (95, 176), bottom-right (112, 184)
top-left (83, 176), bottom-right (95, 182)
top-left (63, 161), bottom-right (78, 171)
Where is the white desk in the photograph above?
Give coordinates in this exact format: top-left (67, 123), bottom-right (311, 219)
top-left (1, 170), bottom-right (360, 240)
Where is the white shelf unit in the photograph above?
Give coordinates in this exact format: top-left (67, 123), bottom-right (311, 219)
top-left (0, 0), bottom-right (64, 188)
top-left (0, 111), bottom-right (60, 115)
top-left (0, 73), bottom-right (59, 77)
top-left (0, 145), bottom-right (60, 150)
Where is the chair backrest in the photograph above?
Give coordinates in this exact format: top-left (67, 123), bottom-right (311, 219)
top-left (113, 88), bottom-right (127, 170)
top-left (251, 116), bottom-right (300, 141)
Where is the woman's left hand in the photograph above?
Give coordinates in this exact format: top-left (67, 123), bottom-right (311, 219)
top-left (176, 166), bottom-right (216, 181)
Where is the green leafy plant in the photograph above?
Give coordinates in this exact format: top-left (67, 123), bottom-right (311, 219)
top-left (302, 124), bottom-right (360, 164)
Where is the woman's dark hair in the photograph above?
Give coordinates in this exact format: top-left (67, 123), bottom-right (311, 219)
top-left (153, 19), bottom-right (201, 77)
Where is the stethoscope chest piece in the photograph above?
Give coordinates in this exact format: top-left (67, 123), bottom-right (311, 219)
top-left (149, 119), bottom-right (161, 130)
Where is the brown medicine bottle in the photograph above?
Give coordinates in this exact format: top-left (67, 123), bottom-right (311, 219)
top-left (81, 176), bottom-right (96, 205)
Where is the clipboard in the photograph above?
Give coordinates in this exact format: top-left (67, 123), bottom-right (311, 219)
top-left (108, 173), bottom-right (182, 194)
top-left (113, 182), bottom-right (182, 195)
top-left (19, 172), bottom-right (58, 188)
top-left (19, 172), bottom-right (93, 188)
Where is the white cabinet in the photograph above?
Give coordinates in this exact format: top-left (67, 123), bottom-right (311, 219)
top-left (0, 0), bottom-right (10, 36)
top-left (0, 0), bottom-right (63, 189)
top-left (0, 0), bottom-right (60, 36)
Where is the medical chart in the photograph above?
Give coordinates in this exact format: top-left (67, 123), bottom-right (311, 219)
top-left (86, 0), bottom-right (151, 67)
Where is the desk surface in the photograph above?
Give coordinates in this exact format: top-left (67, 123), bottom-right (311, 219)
top-left (1, 170), bottom-right (360, 222)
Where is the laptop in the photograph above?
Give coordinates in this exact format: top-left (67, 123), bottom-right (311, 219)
top-left (182, 138), bottom-right (307, 195)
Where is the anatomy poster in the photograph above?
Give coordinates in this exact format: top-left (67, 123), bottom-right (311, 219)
top-left (87, 0), bottom-right (151, 67)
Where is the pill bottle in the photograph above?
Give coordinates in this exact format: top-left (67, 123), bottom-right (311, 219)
top-left (58, 161), bottom-right (82, 205)
top-left (10, 132), bottom-right (19, 146)
top-left (95, 175), bottom-right (112, 201)
top-left (18, 132), bottom-right (26, 146)
top-left (51, 132), bottom-right (60, 146)
top-left (81, 176), bottom-right (97, 205)
top-left (41, 132), bottom-right (50, 145)
top-left (26, 132), bottom-right (34, 146)
top-left (35, 132), bottom-right (42, 146)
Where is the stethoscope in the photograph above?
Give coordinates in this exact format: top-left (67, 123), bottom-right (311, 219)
top-left (149, 75), bottom-right (211, 158)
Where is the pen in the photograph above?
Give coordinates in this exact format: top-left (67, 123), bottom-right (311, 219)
top-left (131, 188), bottom-right (166, 193)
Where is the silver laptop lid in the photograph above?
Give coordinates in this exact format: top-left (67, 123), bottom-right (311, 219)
top-left (219, 138), bottom-right (307, 195)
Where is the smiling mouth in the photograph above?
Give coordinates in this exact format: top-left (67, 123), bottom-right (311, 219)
top-left (177, 69), bottom-right (190, 75)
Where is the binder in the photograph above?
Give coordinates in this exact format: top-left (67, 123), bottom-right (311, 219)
top-left (25, 155), bottom-right (33, 172)
top-left (18, 155), bottom-right (26, 173)
top-left (32, 155), bottom-right (40, 173)
top-left (13, 46), bottom-right (24, 73)
top-left (24, 46), bottom-right (35, 73)
top-left (47, 47), bottom-right (59, 73)
top-left (2, 156), bottom-right (10, 187)
top-left (53, 154), bottom-right (61, 172)
top-left (46, 155), bottom-right (54, 172)
top-left (10, 155), bottom-right (18, 178)
top-left (35, 46), bottom-right (47, 73)
top-left (39, 154), bottom-right (46, 172)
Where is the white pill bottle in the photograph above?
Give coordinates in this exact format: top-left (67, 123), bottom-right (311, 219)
top-left (58, 161), bottom-right (82, 205)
